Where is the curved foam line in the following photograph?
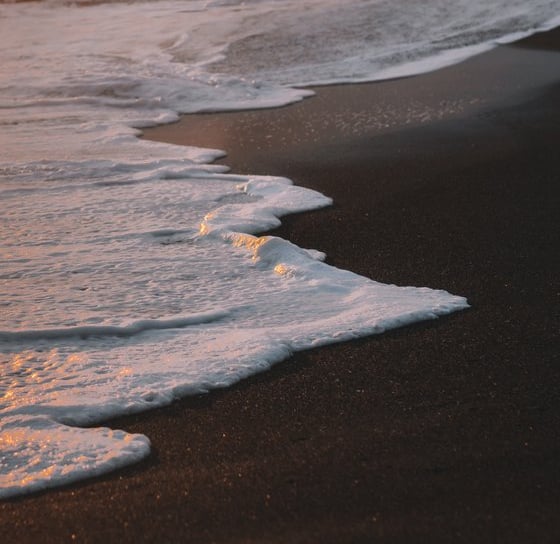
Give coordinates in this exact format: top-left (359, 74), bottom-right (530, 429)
top-left (0, 311), bottom-right (230, 342)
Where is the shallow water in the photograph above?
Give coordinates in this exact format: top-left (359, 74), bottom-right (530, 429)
top-left (1, 0), bottom-right (558, 498)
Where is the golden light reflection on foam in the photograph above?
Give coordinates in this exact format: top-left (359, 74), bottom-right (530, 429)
top-left (274, 263), bottom-right (291, 276)
top-left (2, 348), bottom-right (89, 410)
top-left (2, 390), bottom-right (15, 401)
top-left (0, 429), bottom-right (26, 449)
top-left (198, 219), bottom-right (211, 235)
top-left (67, 353), bottom-right (85, 365)
top-left (230, 233), bottom-right (269, 260)
top-left (40, 467), bottom-right (55, 478)
top-left (10, 351), bottom-right (35, 369)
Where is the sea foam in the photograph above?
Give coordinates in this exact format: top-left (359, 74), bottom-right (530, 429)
top-left (1, 0), bottom-right (558, 498)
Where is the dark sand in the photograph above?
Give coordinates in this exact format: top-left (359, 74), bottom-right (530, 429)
top-left (2, 30), bottom-right (560, 544)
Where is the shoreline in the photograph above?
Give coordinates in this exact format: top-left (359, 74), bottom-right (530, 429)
top-left (142, 34), bottom-right (560, 179)
top-left (2, 29), bottom-right (560, 543)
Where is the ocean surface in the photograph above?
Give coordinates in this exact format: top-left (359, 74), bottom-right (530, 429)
top-left (1, 0), bottom-right (558, 498)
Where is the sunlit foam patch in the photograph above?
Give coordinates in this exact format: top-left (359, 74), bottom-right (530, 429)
top-left (0, 416), bottom-right (150, 499)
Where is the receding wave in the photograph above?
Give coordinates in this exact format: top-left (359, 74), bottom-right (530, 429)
top-left (1, 0), bottom-right (555, 500)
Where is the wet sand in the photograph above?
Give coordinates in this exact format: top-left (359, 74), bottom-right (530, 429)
top-left (2, 30), bottom-right (560, 544)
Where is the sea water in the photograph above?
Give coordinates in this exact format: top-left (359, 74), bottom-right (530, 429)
top-left (1, 0), bottom-right (558, 498)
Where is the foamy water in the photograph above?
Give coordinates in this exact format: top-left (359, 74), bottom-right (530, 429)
top-left (1, 0), bottom-right (558, 498)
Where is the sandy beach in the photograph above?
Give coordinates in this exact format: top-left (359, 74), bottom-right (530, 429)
top-left (2, 29), bottom-right (560, 544)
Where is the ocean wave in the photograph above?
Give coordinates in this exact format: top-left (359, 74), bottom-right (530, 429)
top-left (0, 311), bottom-right (230, 343)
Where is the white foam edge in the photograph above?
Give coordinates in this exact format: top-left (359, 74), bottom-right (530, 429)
top-left (199, 176), bottom-right (332, 236)
top-left (280, 19), bottom-right (560, 90)
top-left (0, 174), bottom-right (332, 500)
top-left (495, 14), bottom-right (560, 45)
top-left (0, 416), bottom-right (150, 500)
